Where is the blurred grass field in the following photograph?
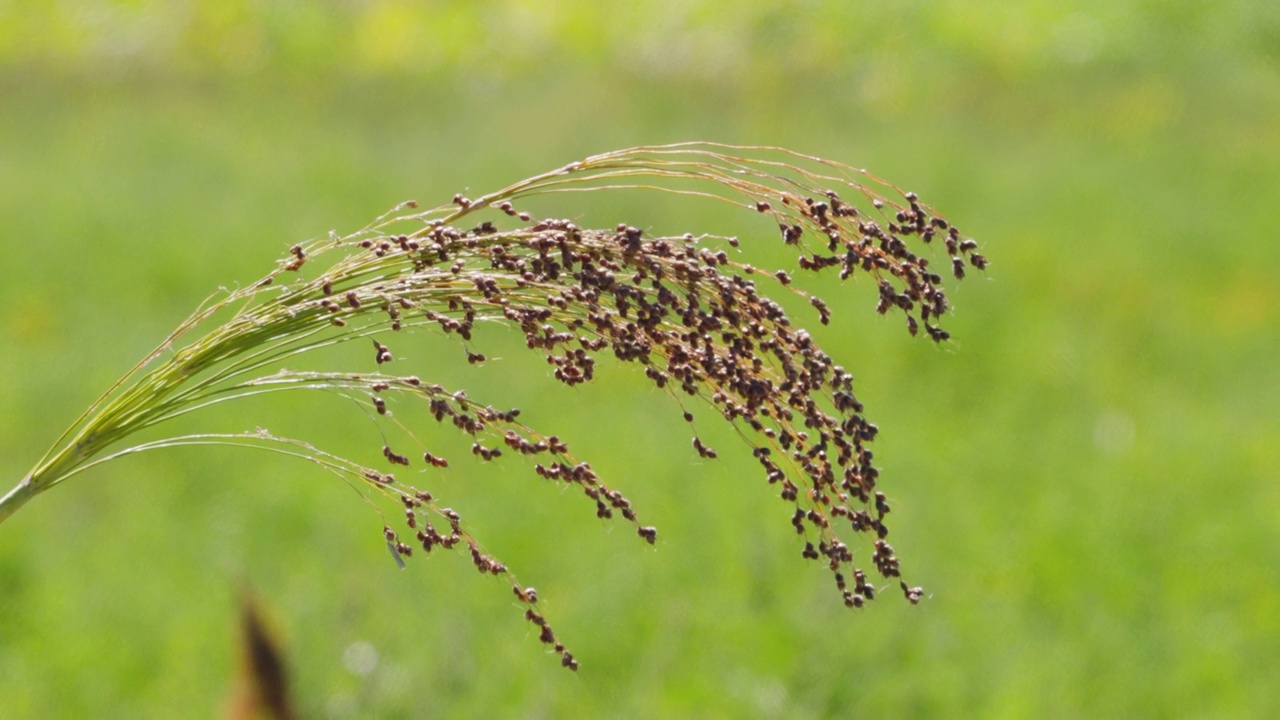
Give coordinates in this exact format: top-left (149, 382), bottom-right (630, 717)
top-left (1, 2), bottom-right (1278, 717)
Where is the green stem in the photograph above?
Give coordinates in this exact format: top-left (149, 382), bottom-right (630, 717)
top-left (0, 476), bottom-right (38, 524)
top-left (0, 441), bottom-right (93, 525)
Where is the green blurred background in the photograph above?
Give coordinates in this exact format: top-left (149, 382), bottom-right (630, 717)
top-left (1, 1), bottom-right (1277, 717)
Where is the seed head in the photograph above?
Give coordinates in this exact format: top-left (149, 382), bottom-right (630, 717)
top-left (14, 144), bottom-right (983, 673)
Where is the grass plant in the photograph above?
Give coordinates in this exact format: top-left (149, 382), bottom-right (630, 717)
top-left (0, 142), bottom-right (982, 668)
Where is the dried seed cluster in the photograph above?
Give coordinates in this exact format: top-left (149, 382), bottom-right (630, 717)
top-left (262, 147), bottom-right (981, 665)
top-left (20, 145), bottom-right (981, 671)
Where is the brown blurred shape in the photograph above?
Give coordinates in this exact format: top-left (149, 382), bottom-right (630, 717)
top-left (224, 592), bottom-right (295, 720)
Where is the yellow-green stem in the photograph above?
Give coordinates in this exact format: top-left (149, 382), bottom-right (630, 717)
top-left (0, 476), bottom-right (37, 524)
top-left (1, 441), bottom-right (94, 524)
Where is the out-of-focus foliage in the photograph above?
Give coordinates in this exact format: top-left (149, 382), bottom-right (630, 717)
top-left (4, 0), bottom-right (1278, 83)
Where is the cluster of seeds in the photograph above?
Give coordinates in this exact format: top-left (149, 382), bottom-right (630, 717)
top-left (26, 144), bottom-right (981, 670)
top-left (266, 146), bottom-right (981, 665)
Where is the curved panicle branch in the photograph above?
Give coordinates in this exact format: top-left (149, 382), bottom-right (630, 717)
top-left (1, 143), bottom-right (986, 667)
